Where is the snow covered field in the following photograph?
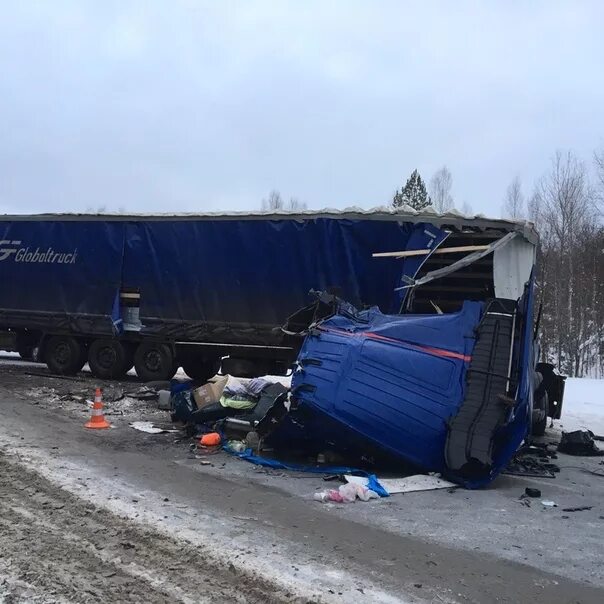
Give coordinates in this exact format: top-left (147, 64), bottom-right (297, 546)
top-left (557, 377), bottom-right (604, 435)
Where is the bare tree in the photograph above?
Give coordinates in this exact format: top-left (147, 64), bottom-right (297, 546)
top-left (502, 176), bottom-right (525, 219)
top-left (537, 150), bottom-right (597, 376)
top-left (460, 201), bottom-right (473, 215)
top-left (595, 147), bottom-right (604, 206)
top-left (428, 166), bottom-right (454, 212)
top-left (526, 190), bottom-right (542, 224)
top-left (539, 151), bottom-right (593, 246)
top-left (261, 190), bottom-right (307, 211)
top-left (595, 147), bottom-right (604, 185)
top-left (503, 150), bottom-right (604, 377)
top-left (288, 197), bottom-right (307, 211)
top-left (261, 190), bottom-right (284, 211)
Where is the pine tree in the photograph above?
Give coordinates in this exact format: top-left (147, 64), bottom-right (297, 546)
top-left (392, 189), bottom-right (404, 207)
top-left (392, 169), bottom-right (431, 210)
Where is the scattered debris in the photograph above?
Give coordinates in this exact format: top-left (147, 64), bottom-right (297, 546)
top-left (541, 500), bottom-right (557, 507)
top-left (24, 371), bottom-right (82, 382)
top-left (323, 474), bottom-right (345, 482)
top-left (127, 386), bottom-right (159, 401)
top-left (192, 376), bottom-right (228, 407)
top-left (171, 389), bottom-right (198, 423)
top-left (158, 389), bottom-right (171, 410)
top-left (504, 447), bottom-right (559, 478)
top-left (24, 382), bottom-right (168, 421)
top-left (525, 487), bottom-right (541, 498)
top-left (169, 376), bottom-right (285, 429)
top-left (558, 430), bottom-right (604, 456)
top-left (59, 392), bottom-right (87, 404)
top-left (345, 474), bottom-right (456, 495)
top-left (102, 387), bottom-right (125, 403)
top-left (129, 421), bottom-right (179, 434)
top-left (199, 432), bottom-right (221, 447)
top-left (244, 430), bottom-right (260, 453)
top-left (314, 483), bottom-right (379, 503)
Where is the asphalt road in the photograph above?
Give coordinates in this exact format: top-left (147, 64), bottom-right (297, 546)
top-left (1, 358), bottom-right (603, 603)
top-left (0, 452), bottom-right (300, 604)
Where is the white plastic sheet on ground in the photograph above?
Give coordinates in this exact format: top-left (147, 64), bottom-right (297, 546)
top-left (129, 421), bottom-right (179, 434)
top-left (345, 474), bottom-right (456, 495)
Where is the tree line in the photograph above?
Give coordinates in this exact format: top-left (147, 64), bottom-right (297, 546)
top-left (517, 150), bottom-right (603, 379)
top-left (392, 150), bottom-right (604, 378)
top-left (260, 190), bottom-right (307, 212)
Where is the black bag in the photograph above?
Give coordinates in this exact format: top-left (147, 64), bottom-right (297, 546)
top-left (170, 391), bottom-right (198, 424)
top-left (190, 402), bottom-right (245, 424)
top-left (558, 430), bottom-right (604, 456)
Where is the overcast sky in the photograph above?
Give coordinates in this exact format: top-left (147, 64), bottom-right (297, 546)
top-left (1, 1), bottom-right (603, 215)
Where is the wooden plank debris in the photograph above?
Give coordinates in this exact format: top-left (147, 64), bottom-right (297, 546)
top-left (372, 244), bottom-right (489, 258)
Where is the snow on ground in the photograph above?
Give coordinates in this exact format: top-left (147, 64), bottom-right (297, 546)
top-left (557, 377), bottom-right (604, 435)
top-left (0, 435), bottom-right (408, 604)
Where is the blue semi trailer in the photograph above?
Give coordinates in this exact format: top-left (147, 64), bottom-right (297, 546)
top-left (0, 209), bottom-right (563, 438)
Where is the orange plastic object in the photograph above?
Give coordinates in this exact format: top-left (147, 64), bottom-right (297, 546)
top-left (199, 432), bottom-right (221, 446)
top-left (85, 387), bottom-right (111, 429)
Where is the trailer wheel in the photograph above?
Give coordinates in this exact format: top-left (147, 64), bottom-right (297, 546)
top-left (181, 356), bottom-right (220, 382)
top-left (134, 342), bottom-right (176, 381)
top-left (88, 339), bottom-right (132, 379)
top-left (45, 336), bottom-right (85, 375)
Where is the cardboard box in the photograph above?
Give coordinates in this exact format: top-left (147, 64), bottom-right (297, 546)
top-left (192, 375), bottom-right (228, 408)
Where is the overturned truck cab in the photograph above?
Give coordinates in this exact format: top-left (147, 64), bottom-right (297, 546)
top-left (278, 224), bottom-right (563, 487)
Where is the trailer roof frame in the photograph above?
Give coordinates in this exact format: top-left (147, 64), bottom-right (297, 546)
top-left (1, 207), bottom-right (539, 244)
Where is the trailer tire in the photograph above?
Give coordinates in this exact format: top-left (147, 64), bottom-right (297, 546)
top-left (181, 356), bottom-right (220, 382)
top-left (88, 339), bottom-right (132, 379)
top-left (45, 336), bottom-right (85, 375)
top-left (134, 342), bottom-right (176, 382)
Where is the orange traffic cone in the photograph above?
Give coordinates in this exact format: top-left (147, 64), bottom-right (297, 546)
top-left (85, 388), bottom-right (111, 429)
